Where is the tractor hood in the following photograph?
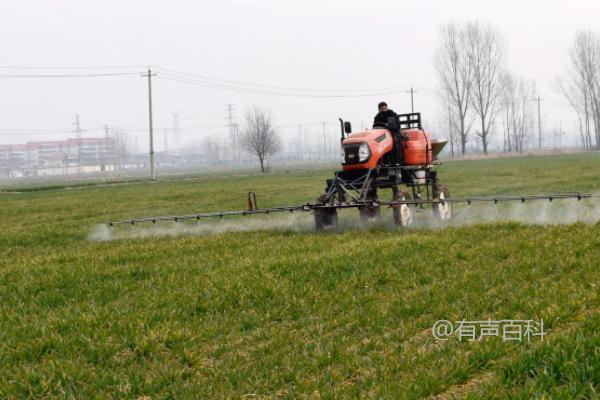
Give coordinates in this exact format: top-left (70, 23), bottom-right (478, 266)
top-left (343, 128), bottom-right (390, 145)
top-left (341, 128), bottom-right (394, 170)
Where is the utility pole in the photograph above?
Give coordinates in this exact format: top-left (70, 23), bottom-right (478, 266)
top-left (406, 87), bottom-right (417, 113)
top-left (536, 96), bottom-right (542, 150)
top-left (142, 68), bottom-right (156, 180)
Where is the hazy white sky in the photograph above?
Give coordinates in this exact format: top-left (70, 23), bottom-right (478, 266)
top-left (0, 0), bottom-right (598, 149)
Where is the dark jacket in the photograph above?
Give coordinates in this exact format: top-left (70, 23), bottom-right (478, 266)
top-left (373, 109), bottom-right (398, 128)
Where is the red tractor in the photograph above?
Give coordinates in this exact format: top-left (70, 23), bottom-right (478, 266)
top-left (314, 112), bottom-right (451, 230)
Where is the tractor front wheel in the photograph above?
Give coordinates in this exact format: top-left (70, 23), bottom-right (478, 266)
top-left (359, 192), bottom-right (380, 224)
top-left (359, 205), bottom-right (380, 223)
top-left (314, 194), bottom-right (338, 231)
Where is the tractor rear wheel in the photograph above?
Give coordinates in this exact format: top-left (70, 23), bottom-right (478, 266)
top-left (393, 190), bottom-right (415, 226)
top-left (432, 186), bottom-right (452, 220)
top-left (314, 194), bottom-right (338, 231)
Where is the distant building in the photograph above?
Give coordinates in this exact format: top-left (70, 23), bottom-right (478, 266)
top-left (0, 137), bottom-right (115, 179)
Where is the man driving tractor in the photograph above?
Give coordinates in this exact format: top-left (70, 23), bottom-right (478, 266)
top-left (373, 101), bottom-right (397, 127)
top-left (373, 101), bottom-right (404, 165)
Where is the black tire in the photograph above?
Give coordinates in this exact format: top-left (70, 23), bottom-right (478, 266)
top-left (393, 190), bottom-right (415, 226)
top-left (359, 193), bottom-right (380, 223)
top-left (314, 194), bottom-right (338, 231)
top-left (359, 205), bottom-right (380, 223)
top-left (432, 186), bottom-right (452, 220)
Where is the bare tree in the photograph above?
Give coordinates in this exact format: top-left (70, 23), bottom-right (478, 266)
top-left (201, 138), bottom-right (220, 165)
top-left (466, 22), bottom-right (506, 154)
top-left (437, 104), bottom-right (461, 157)
top-left (434, 23), bottom-right (474, 155)
top-left (558, 31), bottom-right (600, 151)
top-left (112, 129), bottom-right (131, 172)
top-left (501, 73), bottom-right (522, 152)
top-left (556, 77), bottom-right (591, 150)
top-left (500, 72), bottom-right (535, 153)
top-left (552, 123), bottom-right (567, 149)
top-left (517, 80), bottom-right (536, 152)
top-left (241, 107), bottom-right (282, 173)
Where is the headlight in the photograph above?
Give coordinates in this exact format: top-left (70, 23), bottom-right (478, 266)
top-left (358, 143), bottom-right (370, 162)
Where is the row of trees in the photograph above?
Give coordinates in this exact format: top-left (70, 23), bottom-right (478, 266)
top-left (435, 22), bottom-right (600, 155)
top-left (435, 21), bottom-right (533, 155)
top-left (556, 31), bottom-right (600, 151)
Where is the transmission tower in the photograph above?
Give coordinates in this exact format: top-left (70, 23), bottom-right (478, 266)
top-left (163, 128), bottom-right (169, 154)
top-left (171, 111), bottom-right (180, 148)
top-left (225, 104), bottom-right (238, 162)
top-left (233, 122), bottom-right (241, 161)
top-left (72, 114), bottom-right (85, 166)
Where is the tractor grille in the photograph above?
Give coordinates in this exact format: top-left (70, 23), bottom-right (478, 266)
top-left (343, 144), bottom-right (361, 164)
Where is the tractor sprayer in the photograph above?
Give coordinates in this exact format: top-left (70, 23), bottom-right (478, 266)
top-left (108, 112), bottom-right (595, 230)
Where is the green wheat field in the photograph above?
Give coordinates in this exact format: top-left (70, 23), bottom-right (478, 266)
top-left (0, 153), bottom-right (599, 399)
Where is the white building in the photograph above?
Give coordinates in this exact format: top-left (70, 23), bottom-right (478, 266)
top-left (0, 137), bottom-right (116, 179)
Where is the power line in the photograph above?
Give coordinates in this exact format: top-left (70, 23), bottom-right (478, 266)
top-left (0, 64), bottom-right (433, 98)
top-left (0, 72), bottom-right (140, 78)
top-left (0, 120), bottom-right (351, 136)
top-left (157, 73), bottom-right (408, 98)
top-left (0, 126), bottom-right (75, 133)
top-left (152, 65), bottom-right (412, 93)
top-left (0, 65), bottom-right (145, 70)
top-left (416, 90), bottom-right (438, 99)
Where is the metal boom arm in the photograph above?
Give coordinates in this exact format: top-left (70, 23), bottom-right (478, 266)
top-left (108, 192), bottom-right (592, 226)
